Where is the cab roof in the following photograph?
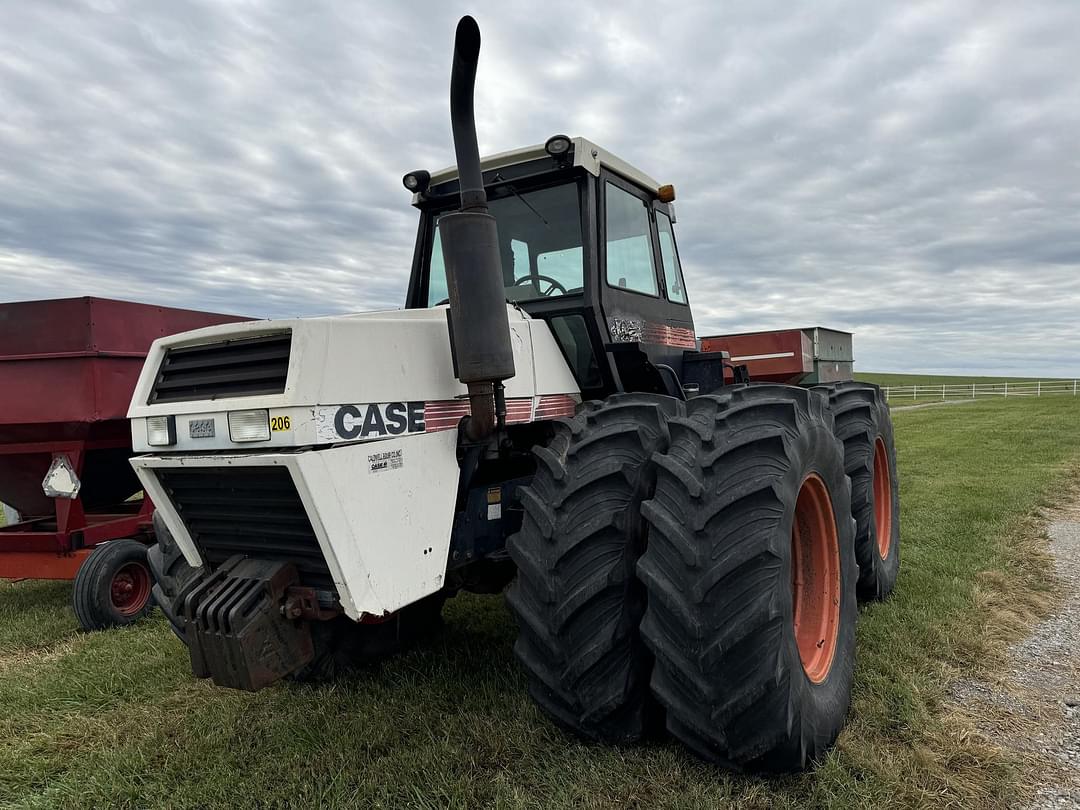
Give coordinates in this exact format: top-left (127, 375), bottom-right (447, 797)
top-left (420, 137), bottom-right (662, 200)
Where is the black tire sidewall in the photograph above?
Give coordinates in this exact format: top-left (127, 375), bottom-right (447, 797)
top-left (774, 416), bottom-right (858, 766)
top-left (147, 510), bottom-right (204, 640)
top-left (816, 382), bottom-right (902, 602)
top-left (866, 395), bottom-right (901, 597)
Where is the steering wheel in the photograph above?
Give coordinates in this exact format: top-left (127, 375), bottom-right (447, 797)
top-left (513, 273), bottom-right (567, 297)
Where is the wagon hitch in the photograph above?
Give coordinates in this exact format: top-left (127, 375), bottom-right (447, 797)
top-left (179, 556), bottom-right (321, 691)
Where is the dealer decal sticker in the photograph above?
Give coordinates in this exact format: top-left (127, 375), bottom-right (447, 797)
top-left (368, 448), bottom-right (404, 474)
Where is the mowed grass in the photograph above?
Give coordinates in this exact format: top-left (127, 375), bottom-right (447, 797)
top-left (2, 399), bottom-right (1080, 808)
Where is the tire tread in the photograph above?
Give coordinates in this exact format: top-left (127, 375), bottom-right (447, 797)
top-left (638, 384), bottom-right (858, 771)
top-left (506, 393), bottom-right (682, 743)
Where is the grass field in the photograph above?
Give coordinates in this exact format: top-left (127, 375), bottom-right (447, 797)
top-left (856, 371), bottom-right (1078, 406)
top-left (855, 372), bottom-right (1072, 388)
top-left (2, 397), bottom-right (1080, 808)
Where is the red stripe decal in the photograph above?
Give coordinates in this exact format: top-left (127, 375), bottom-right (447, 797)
top-left (424, 400), bottom-right (469, 433)
top-left (424, 395), bottom-right (577, 432)
top-left (642, 324), bottom-right (697, 349)
top-left (534, 394), bottom-right (578, 419)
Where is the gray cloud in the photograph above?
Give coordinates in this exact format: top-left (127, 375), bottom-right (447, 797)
top-left (1, 1), bottom-right (1078, 374)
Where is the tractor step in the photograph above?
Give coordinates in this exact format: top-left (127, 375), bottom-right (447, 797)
top-left (179, 556), bottom-right (314, 691)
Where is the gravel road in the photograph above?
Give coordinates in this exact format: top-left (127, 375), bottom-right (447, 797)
top-left (952, 503), bottom-right (1080, 808)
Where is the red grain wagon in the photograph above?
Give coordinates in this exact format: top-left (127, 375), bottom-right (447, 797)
top-left (0, 297), bottom-right (245, 629)
top-left (700, 327), bottom-right (853, 385)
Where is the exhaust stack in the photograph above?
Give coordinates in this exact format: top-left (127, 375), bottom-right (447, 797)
top-left (438, 16), bottom-right (516, 441)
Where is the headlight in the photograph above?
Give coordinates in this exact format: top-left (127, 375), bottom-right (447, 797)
top-left (402, 170), bottom-right (431, 193)
top-left (146, 415), bottom-right (176, 447)
top-left (228, 409), bottom-right (270, 442)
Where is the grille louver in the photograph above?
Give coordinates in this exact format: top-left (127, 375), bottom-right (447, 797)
top-left (157, 466), bottom-right (333, 589)
top-left (149, 333), bottom-right (291, 403)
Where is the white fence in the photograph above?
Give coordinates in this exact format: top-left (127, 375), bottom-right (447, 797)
top-left (883, 380), bottom-right (1080, 402)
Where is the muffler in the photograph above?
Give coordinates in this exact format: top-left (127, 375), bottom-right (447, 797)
top-left (439, 16), bottom-right (516, 440)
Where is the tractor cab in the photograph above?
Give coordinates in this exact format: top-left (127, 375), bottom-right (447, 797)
top-left (403, 137), bottom-right (696, 400)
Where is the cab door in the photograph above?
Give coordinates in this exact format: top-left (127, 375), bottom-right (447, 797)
top-left (598, 171), bottom-right (696, 373)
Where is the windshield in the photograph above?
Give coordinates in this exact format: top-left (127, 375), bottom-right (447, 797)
top-left (426, 181), bottom-right (584, 306)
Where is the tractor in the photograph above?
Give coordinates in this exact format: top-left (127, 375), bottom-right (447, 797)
top-left (130, 16), bottom-right (900, 771)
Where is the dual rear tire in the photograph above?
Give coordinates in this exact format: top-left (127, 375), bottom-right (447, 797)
top-left (639, 385), bottom-right (857, 770)
top-left (507, 385), bottom-right (884, 771)
top-left (814, 381), bottom-right (900, 600)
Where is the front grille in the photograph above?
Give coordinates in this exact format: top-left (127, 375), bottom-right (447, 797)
top-left (149, 333), bottom-right (291, 403)
top-left (157, 466), bottom-right (333, 589)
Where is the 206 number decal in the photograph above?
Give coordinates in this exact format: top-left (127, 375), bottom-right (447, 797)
top-left (270, 415), bottom-right (292, 432)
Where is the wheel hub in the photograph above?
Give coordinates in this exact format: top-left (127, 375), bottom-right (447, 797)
top-left (110, 561), bottom-right (151, 616)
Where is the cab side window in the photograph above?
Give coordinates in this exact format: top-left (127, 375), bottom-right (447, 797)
top-left (656, 211), bottom-right (688, 304)
top-left (605, 183), bottom-right (658, 296)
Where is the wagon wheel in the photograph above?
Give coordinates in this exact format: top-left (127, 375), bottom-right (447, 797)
top-left (72, 539), bottom-right (154, 631)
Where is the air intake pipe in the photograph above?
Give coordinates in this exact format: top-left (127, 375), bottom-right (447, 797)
top-left (438, 15), bottom-right (516, 440)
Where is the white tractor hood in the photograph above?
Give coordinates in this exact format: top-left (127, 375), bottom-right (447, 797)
top-left (127, 305), bottom-right (579, 454)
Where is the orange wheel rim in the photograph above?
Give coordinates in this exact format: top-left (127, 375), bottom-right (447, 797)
top-left (872, 437), bottom-right (893, 559)
top-left (790, 474), bottom-right (841, 684)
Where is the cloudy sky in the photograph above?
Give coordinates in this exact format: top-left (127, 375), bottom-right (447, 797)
top-left (2, 1), bottom-right (1079, 375)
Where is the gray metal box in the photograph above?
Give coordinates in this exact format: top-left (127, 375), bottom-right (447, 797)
top-left (802, 327), bottom-right (853, 384)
